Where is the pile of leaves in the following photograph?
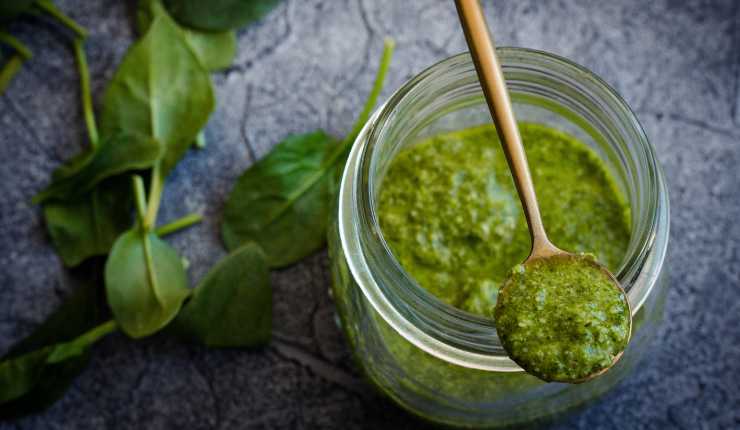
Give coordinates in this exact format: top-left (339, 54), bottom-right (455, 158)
top-left (0, 0), bottom-right (394, 418)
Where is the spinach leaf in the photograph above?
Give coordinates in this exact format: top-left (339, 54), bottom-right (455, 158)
top-left (164, 0), bottom-right (280, 32)
top-left (105, 228), bottom-right (189, 338)
top-left (44, 176), bottom-right (133, 267)
top-left (221, 39), bottom-right (395, 267)
top-left (0, 348), bottom-right (57, 404)
top-left (39, 37), bottom-right (135, 267)
top-left (221, 131), bottom-right (338, 267)
top-left (0, 278), bottom-right (112, 417)
top-left (33, 132), bottom-right (163, 204)
top-left (0, 350), bottom-right (87, 419)
top-left (7, 274), bottom-right (105, 358)
top-left (182, 30), bottom-right (236, 71)
top-left (174, 242), bottom-right (271, 347)
top-left (99, 5), bottom-right (214, 177)
top-left (138, 0), bottom-right (237, 71)
top-left (0, 320), bottom-right (115, 407)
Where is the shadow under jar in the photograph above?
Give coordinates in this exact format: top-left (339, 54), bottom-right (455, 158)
top-left (327, 48), bottom-right (670, 428)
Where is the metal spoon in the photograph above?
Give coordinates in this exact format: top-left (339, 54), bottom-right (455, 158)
top-left (454, 0), bottom-right (631, 383)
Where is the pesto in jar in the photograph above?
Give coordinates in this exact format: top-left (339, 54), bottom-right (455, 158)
top-left (377, 123), bottom-right (631, 317)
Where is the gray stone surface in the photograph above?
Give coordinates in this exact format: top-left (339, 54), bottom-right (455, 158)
top-left (1, 0), bottom-right (739, 428)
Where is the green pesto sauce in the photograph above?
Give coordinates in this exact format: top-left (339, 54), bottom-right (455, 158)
top-left (378, 123), bottom-right (631, 317)
top-left (494, 255), bottom-right (631, 382)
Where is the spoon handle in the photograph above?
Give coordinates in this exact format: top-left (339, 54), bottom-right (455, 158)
top-left (455, 0), bottom-right (556, 256)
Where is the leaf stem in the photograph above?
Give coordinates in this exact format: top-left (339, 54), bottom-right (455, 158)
top-left (34, 0), bottom-right (88, 39)
top-left (339, 37), bottom-right (395, 149)
top-left (0, 32), bottom-right (33, 59)
top-left (46, 320), bottom-right (118, 363)
top-left (142, 232), bottom-right (163, 305)
top-left (132, 175), bottom-right (148, 229)
top-left (0, 55), bottom-right (25, 95)
top-left (80, 319), bottom-right (118, 342)
top-left (155, 213), bottom-right (203, 237)
top-left (73, 38), bottom-right (98, 147)
top-left (144, 164), bottom-right (164, 230)
top-left (0, 33), bottom-right (31, 96)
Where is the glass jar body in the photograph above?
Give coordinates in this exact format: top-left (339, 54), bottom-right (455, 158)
top-left (328, 49), bottom-right (670, 428)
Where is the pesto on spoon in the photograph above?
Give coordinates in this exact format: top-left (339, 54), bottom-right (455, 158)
top-left (455, 0), bottom-right (632, 383)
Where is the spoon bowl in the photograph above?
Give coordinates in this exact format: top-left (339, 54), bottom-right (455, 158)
top-left (495, 253), bottom-right (632, 383)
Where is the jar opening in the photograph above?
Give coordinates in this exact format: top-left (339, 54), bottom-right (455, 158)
top-left (338, 48), bottom-right (669, 371)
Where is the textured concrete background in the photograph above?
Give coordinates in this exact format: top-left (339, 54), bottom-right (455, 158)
top-left (1, 0), bottom-right (739, 428)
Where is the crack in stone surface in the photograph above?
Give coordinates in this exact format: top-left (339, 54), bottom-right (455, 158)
top-left (272, 340), bottom-right (369, 399)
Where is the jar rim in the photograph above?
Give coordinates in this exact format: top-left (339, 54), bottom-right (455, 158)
top-left (338, 47), bottom-right (670, 371)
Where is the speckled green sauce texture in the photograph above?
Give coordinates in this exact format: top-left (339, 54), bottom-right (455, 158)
top-left (494, 255), bottom-right (631, 382)
top-left (377, 123), bottom-right (631, 317)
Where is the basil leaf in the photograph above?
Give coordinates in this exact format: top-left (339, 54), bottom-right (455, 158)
top-left (174, 242), bottom-right (271, 347)
top-left (99, 6), bottom-right (214, 176)
top-left (222, 131), bottom-right (338, 267)
top-left (33, 133), bottom-right (163, 204)
top-left (43, 176), bottom-right (133, 267)
top-left (138, 0), bottom-right (237, 71)
top-left (220, 39), bottom-right (394, 267)
top-left (164, 0), bottom-right (280, 32)
top-left (105, 229), bottom-right (189, 338)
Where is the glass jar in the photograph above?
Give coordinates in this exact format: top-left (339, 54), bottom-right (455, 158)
top-left (328, 48), bottom-right (669, 428)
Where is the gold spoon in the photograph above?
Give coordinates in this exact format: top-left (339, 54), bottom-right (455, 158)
top-left (455, 0), bottom-right (631, 383)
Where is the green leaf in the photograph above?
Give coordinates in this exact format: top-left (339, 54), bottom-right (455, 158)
top-left (7, 276), bottom-right (105, 357)
top-left (138, 0), bottom-right (237, 71)
top-left (38, 32), bottom-right (137, 268)
top-left (0, 279), bottom-right (112, 417)
top-left (105, 229), bottom-right (190, 338)
top-left (220, 39), bottom-right (395, 267)
top-left (174, 242), bottom-right (271, 347)
top-left (0, 321), bottom-right (115, 406)
top-left (221, 131), bottom-right (338, 267)
top-left (0, 348), bottom-right (54, 404)
top-left (33, 133), bottom-right (163, 204)
top-left (164, 0), bottom-right (280, 32)
top-left (182, 30), bottom-right (236, 71)
top-left (99, 5), bottom-right (214, 176)
top-left (43, 176), bottom-right (133, 267)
